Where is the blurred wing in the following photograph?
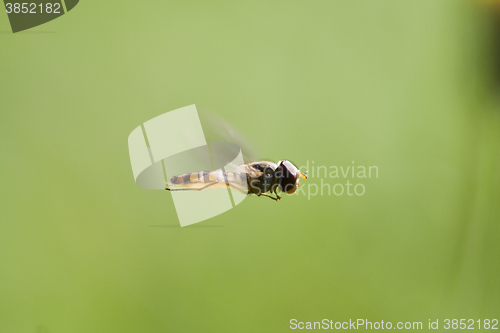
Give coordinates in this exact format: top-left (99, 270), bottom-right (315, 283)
top-left (199, 110), bottom-right (258, 163)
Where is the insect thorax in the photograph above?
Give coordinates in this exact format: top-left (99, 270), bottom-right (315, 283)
top-left (247, 161), bottom-right (279, 195)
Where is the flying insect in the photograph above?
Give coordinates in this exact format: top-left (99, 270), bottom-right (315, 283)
top-left (165, 160), bottom-right (307, 201)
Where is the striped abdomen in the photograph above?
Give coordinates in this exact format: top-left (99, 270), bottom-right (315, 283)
top-left (169, 170), bottom-right (247, 186)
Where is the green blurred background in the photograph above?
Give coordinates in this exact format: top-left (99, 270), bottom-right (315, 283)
top-left (1, 1), bottom-right (499, 332)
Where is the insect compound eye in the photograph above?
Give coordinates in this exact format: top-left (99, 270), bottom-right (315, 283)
top-left (279, 160), bottom-right (299, 194)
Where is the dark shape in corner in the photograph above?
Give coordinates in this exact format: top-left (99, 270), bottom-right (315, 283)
top-left (3, 0), bottom-right (79, 33)
top-left (65, 0), bottom-right (78, 12)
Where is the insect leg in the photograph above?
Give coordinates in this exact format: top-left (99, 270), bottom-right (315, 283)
top-left (260, 193), bottom-right (280, 202)
top-left (273, 188), bottom-right (282, 201)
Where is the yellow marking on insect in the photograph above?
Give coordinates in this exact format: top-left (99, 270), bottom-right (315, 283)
top-left (190, 173), bottom-right (199, 182)
top-left (209, 171), bottom-right (218, 181)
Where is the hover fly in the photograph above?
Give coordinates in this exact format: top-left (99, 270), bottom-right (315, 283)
top-left (165, 160), bottom-right (308, 201)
